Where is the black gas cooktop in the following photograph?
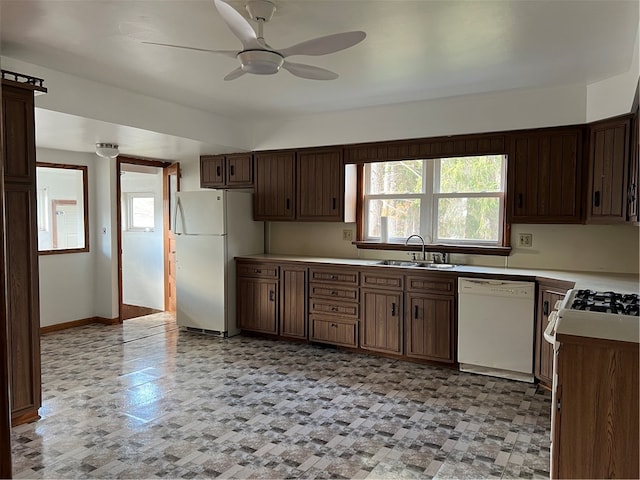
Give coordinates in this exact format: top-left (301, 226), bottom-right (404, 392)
top-left (570, 290), bottom-right (639, 316)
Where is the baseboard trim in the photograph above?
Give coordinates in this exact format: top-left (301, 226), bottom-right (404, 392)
top-left (40, 316), bottom-right (121, 334)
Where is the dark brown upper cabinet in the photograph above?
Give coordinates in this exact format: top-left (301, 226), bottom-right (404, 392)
top-left (586, 116), bottom-right (631, 224)
top-left (200, 153), bottom-right (253, 189)
top-left (507, 127), bottom-right (583, 224)
top-left (253, 150), bottom-right (296, 220)
top-left (297, 147), bottom-right (355, 222)
top-left (254, 147), bottom-right (356, 222)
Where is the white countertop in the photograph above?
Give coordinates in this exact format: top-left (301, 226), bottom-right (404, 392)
top-left (237, 253), bottom-right (640, 294)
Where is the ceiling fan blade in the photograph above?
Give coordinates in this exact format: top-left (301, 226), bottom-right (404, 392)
top-left (142, 41), bottom-right (237, 59)
top-left (224, 67), bottom-right (247, 81)
top-left (282, 61), bottom-right (338, 80)
top-left (213, 0), bottom-right (261, 50)
top-left (280, 31), bottom-right (366, 58)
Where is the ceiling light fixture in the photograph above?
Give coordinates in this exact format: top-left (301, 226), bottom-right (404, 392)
top-left (95, 142), bottom-right (119, 159)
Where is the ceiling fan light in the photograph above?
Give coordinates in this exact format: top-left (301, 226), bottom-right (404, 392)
top-left (95, 142), bottom-right (119, 159)
top-left (238, 50), bottom-right (283, 75)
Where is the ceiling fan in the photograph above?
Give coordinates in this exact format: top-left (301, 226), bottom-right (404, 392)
top-left (143, 0), bottom-right (366, 81)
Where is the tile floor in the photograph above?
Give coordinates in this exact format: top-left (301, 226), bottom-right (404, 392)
top-left (12, 314), bottom-right (552, 479)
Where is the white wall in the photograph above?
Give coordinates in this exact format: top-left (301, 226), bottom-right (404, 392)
top-left (37, 148), bottom-right (97, 327)
top-left (121, 169), bottom-right (164, 310)
top-left (250, 84), bottom-right (588, 151)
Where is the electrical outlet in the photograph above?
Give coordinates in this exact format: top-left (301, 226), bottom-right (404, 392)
top-left (518, 233), bottom-right (533, 247)
top-left (342, 229), bottom-right (353, 241)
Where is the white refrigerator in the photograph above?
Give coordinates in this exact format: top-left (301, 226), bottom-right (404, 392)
top-left (173, 190), bottom-right (264, 336)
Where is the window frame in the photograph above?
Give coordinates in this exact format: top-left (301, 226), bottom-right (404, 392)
top-left (359, 155), bottom-right (509, 251)
top-left (124, 192), bottom-right (156, 232)
top-left (36, 162), bottom-right (89, 255)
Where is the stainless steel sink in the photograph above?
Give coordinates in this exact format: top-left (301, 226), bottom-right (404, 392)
top-left (376, 260), bottom-right (458, 269)
top-left (376, 260), bottom-right (418, 266)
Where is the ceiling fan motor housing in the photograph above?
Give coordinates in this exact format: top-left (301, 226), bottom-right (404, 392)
top-left (238, 50), bottom-right (283, 74)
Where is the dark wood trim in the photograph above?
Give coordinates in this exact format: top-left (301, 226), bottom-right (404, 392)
top-left (116, 155), bottom-right (172, 168)
top-left (1, 77), bottom-right (47, 94)
top-left (557, 332), bottom-right (640, 351)
top-left (10, 409), bottom-right (40, 428)
top-left (40, 317), bottom-right (101, 334)
top-left (95, 316), bottom-right (121, 325)
top-left (0, 77), bottom-right (13, 479)
top-left (352, 241), bottom-right (512, 256)
top-left (36, 162), bottom-right (90, 254)
top-left (116, 158), bottom-right (124, 324)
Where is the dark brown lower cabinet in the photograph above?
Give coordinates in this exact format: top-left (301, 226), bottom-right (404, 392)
top-left (309, 316), bottom-right (358, 347)
top-left (279, 265), bottom-right (307, 339)
top-left (405, 293), bottom-right (454, 363)
top-left (553, 334), bottom-right (638, 479)
top-left (535, 280), bottom-right (572, 388)
top-left (237, 277), bottom-right (278, 334)
top-left (361, 289), bottom-right (403, 354)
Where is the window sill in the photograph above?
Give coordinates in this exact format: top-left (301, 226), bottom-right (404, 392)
top-left (352, 241), bottom-right (512, 256)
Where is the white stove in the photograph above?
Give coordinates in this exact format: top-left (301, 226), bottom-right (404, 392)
top-left (547, 289), bottom-right (639, 344)
top-left (544, 288), bottom-right (639, 476)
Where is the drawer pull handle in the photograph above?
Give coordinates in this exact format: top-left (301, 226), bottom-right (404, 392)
top-left (331, 306), bottom-right (338, 312)
top-left (391, 302), bottom-right (396, 316)
top-left (254, 269), bottom-right (261, 274)
top-left (331, 323), bottom-right (337, 328)
top-left (331, 291), bottom-right (338, 296)
top-left (330, 275), bottom-right (338, 280)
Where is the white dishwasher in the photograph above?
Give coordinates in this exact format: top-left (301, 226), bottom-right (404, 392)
top-left (457, 278), bottom-right (535, 382)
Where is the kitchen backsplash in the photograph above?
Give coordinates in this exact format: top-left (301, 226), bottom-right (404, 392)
top-left (267, 222), bottom-right (640, 274)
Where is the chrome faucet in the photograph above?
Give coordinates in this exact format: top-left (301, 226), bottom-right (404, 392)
top-left (405, 234), bottom-right (426, 261)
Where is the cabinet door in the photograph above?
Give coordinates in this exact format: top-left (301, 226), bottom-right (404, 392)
top-left (296, 148), bottom-right (343, 221)
top-left (535, 286), bottom-right (568, 387)
top-left (237, 277), bottom-right (278, 334)
top-left (254, 151), bottom-right (296, 220)
top-left (508, 128), bottom-right (582, 223)
top-left (587, 117), bottom-right (630, 223)
top-left (361, 289), bottom-right (402, 354)
top-left (405, 293), bottom-right (454, 363)
top-left (2, 85), bottom-right (36, 184)
top-left (226, 153), bottom-right (253, 188)
top-left (200, 155), bottom-right (225, 188)
top-left (280, 266), bottom-right (307, 339)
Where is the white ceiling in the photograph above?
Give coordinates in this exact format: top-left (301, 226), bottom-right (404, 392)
top-left (1, 0), bottom-right (639, 157)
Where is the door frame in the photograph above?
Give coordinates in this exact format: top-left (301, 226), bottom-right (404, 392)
top-left (163, 163), bottom-right (180, 312)
top-left (116, 156), bottom-right (175, 323)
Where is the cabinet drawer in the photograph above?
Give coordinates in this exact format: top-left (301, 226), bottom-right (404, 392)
top-left (309, 283), bottom-right (359, 302)
top-left (361, 271), bottom-right (404, 290)
top-left (405, 274), bottom-right (455, 294)
top-left (309, 267), bottom-right (358, 285)
top-left (309, 298), bottom-right (358, 318)
top-left (310, 316), bottom-right (358, 348)
top-left (237, 262), bottom-right (279, 278)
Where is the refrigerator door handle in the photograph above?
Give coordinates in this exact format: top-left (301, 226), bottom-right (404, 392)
top-left (173, 196), bottom-right (186, 234)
